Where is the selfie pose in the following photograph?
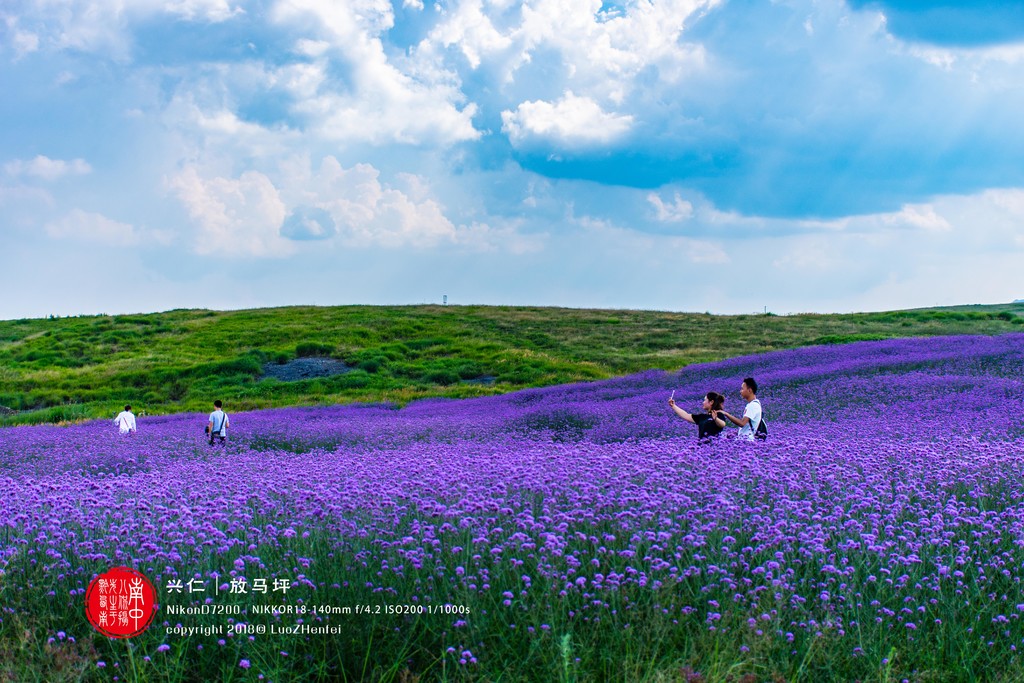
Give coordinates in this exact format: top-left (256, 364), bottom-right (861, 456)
top-left (668, 392), bottom-right (727, 439)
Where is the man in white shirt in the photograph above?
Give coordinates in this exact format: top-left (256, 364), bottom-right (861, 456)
top-left (207, 399), bottom-right (229, 445)
top-left (114, 405), bottom-right (137, 435)
top-left (720, 377), bottom-right (762, 441)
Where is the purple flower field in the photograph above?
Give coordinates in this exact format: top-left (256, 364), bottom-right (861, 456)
top-left (3, 334), bottom-right (1024, 681)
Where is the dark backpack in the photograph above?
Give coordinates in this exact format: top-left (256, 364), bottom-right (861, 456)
top-left (755, 416), bottom-right (768, 441)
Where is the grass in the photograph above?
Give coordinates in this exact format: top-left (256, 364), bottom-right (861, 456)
top-left (2, 302), bottom-right (1024, 426)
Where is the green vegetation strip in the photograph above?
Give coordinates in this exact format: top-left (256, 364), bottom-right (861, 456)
top-left (1, 303), bottom-right (1022, 425)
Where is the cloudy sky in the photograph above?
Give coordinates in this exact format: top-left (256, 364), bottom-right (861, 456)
top-left (2, 0), bottom-right (1024, 319)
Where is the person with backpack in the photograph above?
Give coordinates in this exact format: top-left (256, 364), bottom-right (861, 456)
top-left (113, 405), bottom-right (137, 435)
top-left (668, 391), bottom-right (727, 440)
top-left (206, 399), bottom-right (230, 446)
top-left (720, 377), bottom-right (765, 441)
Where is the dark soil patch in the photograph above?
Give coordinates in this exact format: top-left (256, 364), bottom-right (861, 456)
top-left (262, 358), bottom-right (351, 382)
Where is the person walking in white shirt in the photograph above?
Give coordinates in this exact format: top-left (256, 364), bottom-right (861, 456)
top-left (207, 400), bottom-right (229, 446)
top-left (720, 377), bottom-right (762, 441)
top-left (114, 405), bottom-right (137, 435)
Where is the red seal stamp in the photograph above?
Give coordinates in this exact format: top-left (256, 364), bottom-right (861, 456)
top-left (84, 567), bottom-right (158, 638)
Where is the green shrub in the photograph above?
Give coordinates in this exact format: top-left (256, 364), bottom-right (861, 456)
top-left (358, 356), bottom-right (386, 373)
top-left (811, 334), bottom-right (891, 345)
top-left (373, 345), bottom-right (405, 362)
top-left (500, 366), bottom-right (545, 385)
top-left (457, 362), bottom-right (485, 380)
top-left (425, 369), bottom-right (459, 385)
top-left (208, 356), bottom-right (263, 376)
top-left (296, 342), bottom-right (334, 357)
top-left (333, 370), bottom-right (371, 389)
top-left (0, 393), bottom-right (26, 410)
top-left (166, 380), bottom-right (188, 402)
top-left (245, 349), bottom-right (270, 364)
top-left (406, 337), bottom-right (449, 351)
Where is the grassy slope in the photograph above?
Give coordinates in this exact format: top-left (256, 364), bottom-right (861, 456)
top-left (2, 302), bottom-right (1023, 425)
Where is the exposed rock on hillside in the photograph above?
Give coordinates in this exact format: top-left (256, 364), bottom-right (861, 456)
top-left (261, 358), bottom-right (351, 382)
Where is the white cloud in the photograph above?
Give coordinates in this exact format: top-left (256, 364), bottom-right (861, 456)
top-left (272, 0), bottom-right (480, 145)
top-left (917, 188), bottom-right (1024, 247)
top-left (12, 30), bottom-right (40, 58)
top-left (12, 0), bottom-right (243, 57)
top-left (156, 0), bottom-right (241, 22)
top-left (680, 187), bottom-right (1024, 291)
top-left (194, 107), bottom-right (269, 137)
top-left (502, 92), bottom-right (633, 148)
top-left (905, 39), bottom-right (1024, 70)
top-left (167, 167), bottom-right (293, 258)
top-left (419, 0), bottom-right (714, 103)
top-left (452, 220), bottom-right (545, 254)
top-left (786, 198), bottom-right (966, 237)
top-left (0, 184), bottom-right (48, 201)
top-left (770, 236), bottom-right (840, 272)
top-left (976, 44), bottom-right (1024, 65)
top-left (878, 203), bottom-right (952, 232)
top-left (294, 38), bottom-right (331, 58)
top-left (425, 0), bottom-right (512, 70)
top-left (690, 242), bottom-right (730, 265)
top-left (907, 45), bottom-right (957, 70)
top-left (281, 206), bottom-right (336, 241)
top-left (282, 156), bottom-right (460, 248)
top-left (45, 209), bottom-right (138, 245)
top-left (160, 79), bottom-right (301, 160)
top-left (683, 197), bottom-right (957, 238)
top-left (573, 212), bottom-right (728, 265)
top-left (164, 156), bottom-right (532, 254)
top-left (648, 192), bottom-right (694, 223)
top-left (985, 187), bottom-right (1024, 215)
top-left (5, 155), bottom-right (92, 181)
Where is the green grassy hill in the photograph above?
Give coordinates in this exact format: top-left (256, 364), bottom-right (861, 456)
top-left (2, 303), bottom-right (1023, 425)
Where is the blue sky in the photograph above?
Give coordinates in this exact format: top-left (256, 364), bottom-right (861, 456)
top-left (2, 0), bottom-right (1023, 319)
